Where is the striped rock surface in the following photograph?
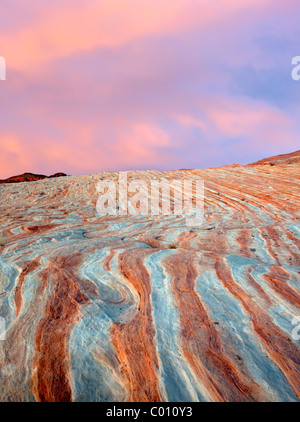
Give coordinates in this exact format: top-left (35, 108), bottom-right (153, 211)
top-left (0, 153), bottom-right (299, 402)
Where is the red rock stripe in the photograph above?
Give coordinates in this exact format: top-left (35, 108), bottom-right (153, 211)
top-left (246, 267), bottom-right (273, 308)
top-left (285, 227), bottom-right (300, 252)
top-left (111, 249), bottom-right (162, 402)
top-left (165, 252), bottom-right (265, 402)
top-left (215, 256), bottom-right (300, 399)
top-left (104, 249), bottom-right (116, 271)
top-left (259, 227), bottom-right (281, 266)
top-left (262, 266), bottom-right (300, 307)
top-left (235, 229), bottom-right (254, 257)
top-left (32, 255), bottom-right (90, 402)
top-left (14, 260), bottom-right (40, 319)
top-left (264, 225), bottom-right (299, 264)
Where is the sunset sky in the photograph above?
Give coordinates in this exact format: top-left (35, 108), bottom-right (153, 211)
top-left (0, 0), bottom-right (299, 178)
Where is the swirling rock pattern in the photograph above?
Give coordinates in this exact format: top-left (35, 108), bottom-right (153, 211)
top-left (0, 153), bottom-right (299, 402)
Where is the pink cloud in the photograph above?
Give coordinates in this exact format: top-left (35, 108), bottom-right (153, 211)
top-left (2, 0), bottom-right (274, 72)
top-left (1, 0), bottom-right (300, 178)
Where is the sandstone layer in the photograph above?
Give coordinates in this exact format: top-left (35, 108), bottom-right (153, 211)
top-left (0, 152), bottom-right (299, 402)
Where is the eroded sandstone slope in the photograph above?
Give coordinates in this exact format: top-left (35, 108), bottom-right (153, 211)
top-left (0, 152), bottom-right (299, 402)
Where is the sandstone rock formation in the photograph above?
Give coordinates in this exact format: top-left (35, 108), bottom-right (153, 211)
top-left (0, 152), bottom-right (299, 402)
top-left (0, 172), bottom-right (67, 184)
top-left (247, 150), bottom-right (300, 166)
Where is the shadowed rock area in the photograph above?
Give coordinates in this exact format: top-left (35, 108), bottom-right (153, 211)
top-left (0, 172), bottom-right (67, 184)
top-left (0, 151), bottom-right (299, 402)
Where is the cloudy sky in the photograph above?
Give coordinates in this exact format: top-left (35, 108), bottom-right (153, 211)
top-left (0, 0), bottom-right (299, 178)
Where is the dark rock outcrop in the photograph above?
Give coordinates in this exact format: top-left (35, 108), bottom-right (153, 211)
top-left (0, 172), bottom-right (67, 184)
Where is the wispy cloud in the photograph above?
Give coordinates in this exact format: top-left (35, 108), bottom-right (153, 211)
top-left (0, 0), bottom-right (299, 178)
